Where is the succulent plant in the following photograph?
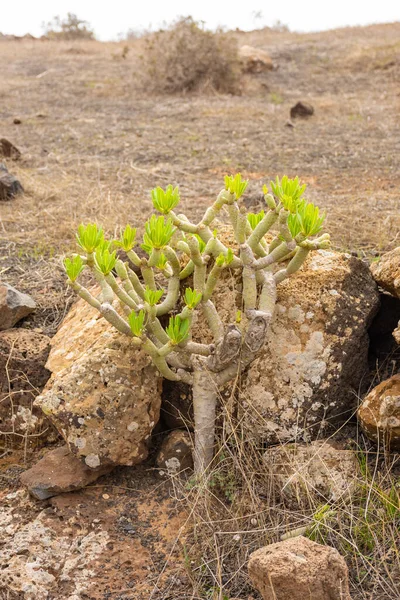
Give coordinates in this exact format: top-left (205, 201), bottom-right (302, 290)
top-left (64, 175), bottom-right (330, 474)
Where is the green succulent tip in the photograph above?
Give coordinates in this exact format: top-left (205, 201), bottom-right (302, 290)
top-left (151, 184), bottom-right (180, 214)
top-left (224, 173), bottom-right (249, 199)
top-left (144, 286), bottom-right (164, 306)
top-left (184, 287), bottom-right (202, 309)
top-left (166, 315), bottom-right (190, 345)
top-left (129, 309), bottom-right (146, 337)
top-left (64, 255), bottom-right (85, 282)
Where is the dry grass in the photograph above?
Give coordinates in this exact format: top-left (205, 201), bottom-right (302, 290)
top-left (159, 382), bottom-right (400, 600)
top-left (0, 23), bottom-right (399, 262)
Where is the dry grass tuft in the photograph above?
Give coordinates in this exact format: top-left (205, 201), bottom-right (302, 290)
top-left (139, 17), bottom-right (240, 94)
top-left (159, 377), bottom-right (400, 600)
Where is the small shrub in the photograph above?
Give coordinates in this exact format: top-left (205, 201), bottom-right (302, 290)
top-left (139, 17), bottom-right (240, 94)
top-left (42, 13), bottom-right (95, 41)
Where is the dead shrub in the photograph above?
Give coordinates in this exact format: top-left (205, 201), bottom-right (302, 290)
top-left (42, 13), bottom-right (95, 41)
top-left (139, 17), bottom-right (240, 94)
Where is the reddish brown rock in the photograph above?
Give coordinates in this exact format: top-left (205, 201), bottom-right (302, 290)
top-left (371, 247), bottom-right (400, 298)
top-left (20, 445), bottom-right (112, 500)
top-left (35, 297), bottom-right (162, 468)
top-left (156, 430), bottom-right (193, 474)
top-left (0, 282), bottom-right (36, 329)
top-left (248, 536), bottom-right (351, 600)
top-left (357, 375), bottom-right (400, 450)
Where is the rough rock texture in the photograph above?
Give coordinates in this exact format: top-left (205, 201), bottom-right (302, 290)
top-left (0, 282), bottom-right (36, 330)
top-left (239, 45), bottom-right (273, 73)
top-left (0, 328), bottom-right (52, 438)
top-left (0, 137), bottom-right (21, 159)
top-left (156, 430), bottom-right (193, 474)
top-left (290, 101), bottom-right (314, 118)
top-left (35, 298), bottom-right (162, 467)
top-left (264, 441), bottom-right (359, 507)
top-left (371, 247), bottom-right (400, 298)
top-left (0, 490), bottom-right (110, 599)
top-left (248, 536), bottom-right (352, 600)
top-left (20, 446), bottom-right (112, 500)
top-left (242, 251), bottom-right (379, 444)
top-left (357, 375), bottom-right (400, 450)
top-left (0, 162), bottom-right (24, 199)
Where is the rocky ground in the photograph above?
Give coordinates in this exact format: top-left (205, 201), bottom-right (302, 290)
top-left (0, 21), bottom-right (400, 600)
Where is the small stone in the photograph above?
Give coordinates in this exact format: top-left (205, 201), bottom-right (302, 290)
top-left (156, 430), bottom-right (193, 474)
top-left (0, 282), bottom-right (36, 329)
top-left (0, 138), bottom-right (21, 160)
top-left (20, 446), bottom-right (112, 500)
top-left (0, 162), bottom-right (24, 200)
top-left (285, 120), bottom-right (295, 128)
top-left (13, 117), bottom-right (22, 125)
top-left (102, 493), bottom-right (110, 500)
top-left (357, 375), bottom-right (400, 450)
top-left (290, 101), bottom-right (314, 119)
top-left (248, 536), bottom-right (351, 600)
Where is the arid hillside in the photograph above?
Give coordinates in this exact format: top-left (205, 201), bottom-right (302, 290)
top-left (1, 22), bottom-right (399, 258)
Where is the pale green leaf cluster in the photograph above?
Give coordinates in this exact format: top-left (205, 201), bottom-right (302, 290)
top-left (76, 223), bottom-right (104, 253)
top-left (114, 224), bottom-right (137, 251)
top-left (151, 185), bottom-right (180, 214)
top-left (224, 173), bottom-right (248, 199)
top-left (166, 315), bottom-right (190, 344)
top-left (288, 202), bottom-right (326, 238)
top-left (215, 248), bottom-right (234, 267)
top-left (129, 309), bottom-right (146, 337)
top-left (64, 255), bottom-right (85, 281)
top-left (270, 175), bottom-right (307, 211)
top-left (184, 287), bottom-right (202, 309)
top-left (144, 286), bottom-right (164, 306)
top-left (95, 246), bottom-right (117, 275)
top-left (142, 215), bottom-right (176, 250)
top-left (247, 210), bottom-right (265, 230)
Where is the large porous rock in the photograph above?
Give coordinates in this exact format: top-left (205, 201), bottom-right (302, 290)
top-left (0, 329), bottom-right (52, 439)
top-left (371, 247), bottom-right (400, 298)
top-left (239, 45), bottom-right (273, 73)
top-left (264, 441), bottom-right (359, 507)
top-left (156, 430), bottom-right (193, 475)
top-left (248, 536), bottom-right (352, 600)
top-left (0, 162), bottom-right (23, 200)
top-left (357, 375), bottom-right (400, 450)
top-left (20, 445), bottom-right (112, 500)
top-left (0, 282), bottom-right (36, 330)
top-left (242, 251), bottom-right (379, 444)
top-left (35, 298), bottom-right (162, 468)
